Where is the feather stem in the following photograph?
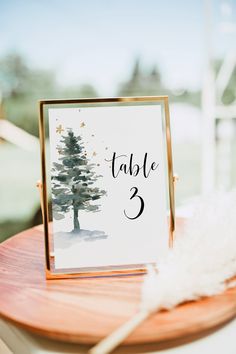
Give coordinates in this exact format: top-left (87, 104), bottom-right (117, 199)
top-left (88, 309), bottom-right (149, 354)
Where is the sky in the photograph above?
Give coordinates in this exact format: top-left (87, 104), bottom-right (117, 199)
top-left (0, 0), bottom-right (235, 94)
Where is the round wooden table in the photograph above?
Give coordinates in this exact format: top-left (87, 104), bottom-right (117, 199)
top-left (0, 220), bottom-right (236, 353)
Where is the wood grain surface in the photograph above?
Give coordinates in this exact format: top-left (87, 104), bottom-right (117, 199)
top-left (0, 219), bottom-right (236, 349)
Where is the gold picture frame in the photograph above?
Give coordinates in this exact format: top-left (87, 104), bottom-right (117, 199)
top-left (38, 96), bottom-right (175, 279)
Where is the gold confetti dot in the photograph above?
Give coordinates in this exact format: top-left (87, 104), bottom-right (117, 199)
top-left (93, 151), bottom-right (97, 156)
top-left (80, 122), bottom-right (85, 128)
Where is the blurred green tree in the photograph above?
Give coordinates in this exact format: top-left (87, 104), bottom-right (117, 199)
top-left (214, 59), bottom-right (236, 105)
top-left (118, 58), bottom-right (165, 96)
top-left (0, 53), bottom-right (98, 137)
top-left (118, 58), bottom-right (200, 106)
top-left (0, 53), bottom-right (29, 97)
top-left (0, 53), bottom-right (57, 136)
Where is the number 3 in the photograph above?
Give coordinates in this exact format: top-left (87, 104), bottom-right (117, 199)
top-left (124, 187), bottom-right (144, 220)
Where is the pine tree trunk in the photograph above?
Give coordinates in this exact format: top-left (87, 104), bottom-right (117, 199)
top-left (73, 207), bottom-right (80, 231)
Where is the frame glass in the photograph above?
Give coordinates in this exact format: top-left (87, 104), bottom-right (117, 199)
top-left (38, 96), bottom-right (175, 279)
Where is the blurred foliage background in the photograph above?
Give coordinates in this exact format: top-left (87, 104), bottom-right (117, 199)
top-left (0, 0), bottom-right (236, 242)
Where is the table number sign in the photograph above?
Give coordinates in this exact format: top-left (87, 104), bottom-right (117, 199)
top-left (38, 97), bottom-right (175, 279)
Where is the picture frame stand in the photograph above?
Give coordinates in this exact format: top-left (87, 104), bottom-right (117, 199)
top-left (37, 96), bottom-right (177, 279)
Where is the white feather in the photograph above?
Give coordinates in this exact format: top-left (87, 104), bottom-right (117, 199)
top-left (90, 190), bottom-right (236, 354)
top-left (141, 190), bottom-right (236, 313)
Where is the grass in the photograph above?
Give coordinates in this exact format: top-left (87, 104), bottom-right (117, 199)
top-left (0, 142), bottom-right (41, 242)
top-left (173, 142), bottom-right (201, 204)
top-left (0, 142), bottom-right (40, 219)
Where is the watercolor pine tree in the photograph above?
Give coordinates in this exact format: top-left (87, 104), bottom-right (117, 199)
top-left (52, 129), bottom-right (106, 234)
